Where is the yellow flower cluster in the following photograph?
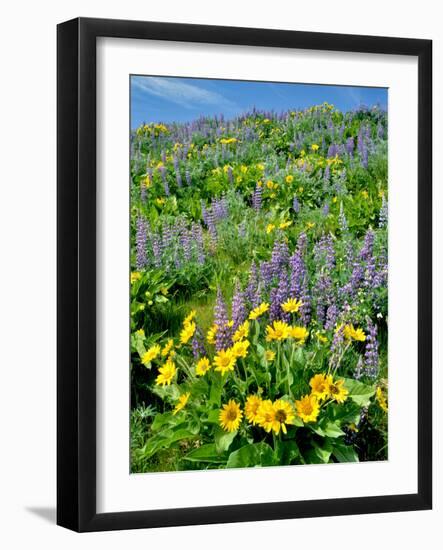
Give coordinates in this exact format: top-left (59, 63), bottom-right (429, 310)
top-left (265, 320), bottom-right (309, 343)
top-left (342, 324), bottom-right (366, 342)
top-left (180, 310), bottom-right (197, 344)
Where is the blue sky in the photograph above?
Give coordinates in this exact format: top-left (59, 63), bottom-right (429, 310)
top-left (131, 76), bottom-right (387, 129)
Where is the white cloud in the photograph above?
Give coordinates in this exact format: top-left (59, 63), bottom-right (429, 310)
top-left (132, 76), bottom-right (237, 110)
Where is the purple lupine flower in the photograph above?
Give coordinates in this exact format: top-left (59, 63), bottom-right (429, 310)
top-left (293, 195), bottom-right (300, 214)
top-left (231, 280), bottom-right (247, 330)
top-left (275, 271), bottom-right (290, 322)
top-left (226, 166), bottom-right (233, 184)
top-left (245, 263), bottom-right (258, 303)
top-left (205, 206), bottom-right (217, 243)
top-left (379, 195), bottom-right (388, 229)
top-left (185, 169), bottom-right (192, 186)
top-left (364, 319), bottom-right (379, 378)
top-left (327, 143), bottom-right (338, 158)
top-left (260, 260), bottom-right (274, 290)
top-left (345, 136), bottom-right (354, 156)
top-left (269, 287), bottom-right (280, 322)
top-left (150, 233), bottom-right (162, 268)
top-left (214, 288), bottom-right (231, 351)
top-left (270, 240), bottom-right (289, 278)
top-left (135, 216), bottom-right (147, 270)
top-left (354, 356), bottom-right (364, 380)
top-left (192, 328), bottom-right (206, 359)
top-left (180, 228), bottom-right (192, 262)
top-left (325, 304), bottom-right (339, 330)
top-left (140, 178), bottom-right (147, 203)
top-left (322, 203), bottom-right (330, 217)
top-left (252, 183), bottom-right (263, 211)
top-left (324, 164), bottom-right (330, 182)
top-left (192, 222), bottom-right (205, 264)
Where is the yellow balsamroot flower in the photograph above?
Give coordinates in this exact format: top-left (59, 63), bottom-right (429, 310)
top-left (141, 344), bottom-right (161, 365)
top-left (236, 176), bottom-right (243, 184)
top-left (272, 399), bottom-right (295, 434)
top-left (316, 331), bottom-right (328, 344)
top-left (240, 165), bottom-right (248, 173)
top-left (219, 137), bottom-right (238, 145)
top-left (266, 223), bottom-right (276, 234)
top-left (206, 324), bottom-right (218, 345)
top-left (266, 180), bottom-right (276, 190)
top-left (289, 326), bottom-right (309, 343)
top-left (227, 320), bottom-right (234, 328)
top-left (131, 271), bottom-right (142, 284)
top-left (376, 386), bottom-right (388, 412)
top-left (219, 400), bottom-right (243, 432)
top-left (255, 400), bottom-right (276, 432)
top-left (245, 395), bottom-right (262, 424)
top-left (161, 338), bottom-right (174, 357)
top-left (326, 377), bottom-right (349, 403)
top-left (266, 320), bottom-right (291, 342)
top-left (285, 174), bottom-right (294, 184)
top-left (361, 190), bottom-right (369, 199)
top-left (256, 163), bottom-right (265, 171)
top-left (311, 143), bottom-right (319, 152)
top-left (135, 328), bottom-right (145, 338)
top-left (249, 302), bottom-right (270, 320)
top-left (231, 339), bottom-right (250, 359)
top-left (173, 392), bottom-right (190, 415)
top-left (232, 320), bottom-right (250, 342)
top-left (180, 321), bottom-right (196, 345)
top-left (295, 394), bottom-right (320, 423)
top-left (281, 298), bottom-right (303, 314)
top-left (160, 286), bottom-right (168, 296)
top-left (306, 221), bottom-right (316, 230)
top-left (195, 357), bottom-right (211, 376)
top-left (156, 197), bottom-right (165, 206)
top-left (265, 349), bottom-right (276, 362)
top-left (309, 373), bottom-right (330, 400)
top-left (183, 310), bottom-right (196, 326)
top-left (279, 221), bottom-right (292, 230)
top-left (213, 348), bottom-right (236, 376)
top-left (332, 196), bottom-right (338, 204)
top-left (343, 324), bottom-right (366, 342)
top-left (155, 359), bottom-right (176, 386)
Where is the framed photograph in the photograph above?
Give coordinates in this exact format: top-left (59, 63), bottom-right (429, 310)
top-left (57, 17), bottom-right (432, 532)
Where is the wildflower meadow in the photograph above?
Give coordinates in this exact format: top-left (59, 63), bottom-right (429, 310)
top-left (130, 81), bottom-right (388, 473)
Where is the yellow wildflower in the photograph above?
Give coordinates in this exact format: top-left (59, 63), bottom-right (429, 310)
top-left (219, 400), bottom-right (242, 432)
top-left (141, 344), bottom-right (161, 365)
top-left (173, 393), bottom-right (190, 415)
top-left (266, 223), bottom-right (275, 234)
top-left (180, 321), bottom-right (196, 344)
top-left (161, 339), bottom-right (174, 357)
top-left (265, 320), bottom-right (291, 342)
top-left (131, 272), bottom-right (142, 284)
top-left (255, 400), bottom-right (276, 433)
top-left (155, 359), bottom-right (176, 386)
top-left (285, 175), bottom-right (294, 184)
top-left (279, 221), bottom-right (292, 230)
top-left (281, 298), bottom-right (303, 314)
top-left (245, 395), bottom-right (262, 425)
top-left (295, 394), bottom-right (320, 423)
top-left (326, 377), bottom-right (349, 403)
top-left (311, 143), bottom-right (319, 152)
top-left (272, 399), bottom-right (295, 434)
top-left (231, 339), bottom-right (250, 359)
top-left (309, 373), bottom-right (330, 400)
top-left (232, 320), bottom-right (250, 342)
top-left (249, 302), bottom-right (269, 320)
top-left (343, 324), bottom-right (366, 342)
top-left (183, 310), bottom-right (196, 326)
top-left (376, 386), bottom-right (388, 412)
top-left (195, 357), bottom-right (211, 376)
top-left (206, 324), bottom-right (218, 345)
top-left (265, 350), bottom-right (276, 362)
top-left (289, 326), bottom-right (309, 343)
top-left (213, 348), bottom-right (236, 376)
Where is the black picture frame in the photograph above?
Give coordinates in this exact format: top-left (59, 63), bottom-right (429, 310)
top-left (57, 17), bottom-right (432, 532)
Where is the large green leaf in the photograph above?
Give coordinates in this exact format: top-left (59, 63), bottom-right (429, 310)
top-left (311, 420), bottom-right (345, 438)
top-left (184, 444), bottom-right (227, 464)
top-left (344, 378), bottom-right (376, 407)
top-left (214, 426), bottom-right (237, 453)
top-left (226, 442), bottom-right (277, 468)
top-left (332, 441), bottom-right (359, 463)
top-left (140, 427), bottom-right (196, 460)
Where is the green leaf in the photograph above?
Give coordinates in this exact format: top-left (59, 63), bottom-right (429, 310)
top-left (344, 378), bottom-right (376, 407)
top-left (275, 440), bottom-right (300, 465)
top-left (214, 426), bottom-right (237, 453)
top-left (205, 408), bottom-right (221, 424)
top-left (311, 420), bottom-right (345, 438)
top-left (140, 427), bottom-right (196, 460)
top-left (333, 441), bottom-right (359, 463)
top-left (184, 444), bottom-right (227, 464)
top-left (226, 442), bottom-right (277, 468)
top-left (209, 376), bottom-right (223, 407)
